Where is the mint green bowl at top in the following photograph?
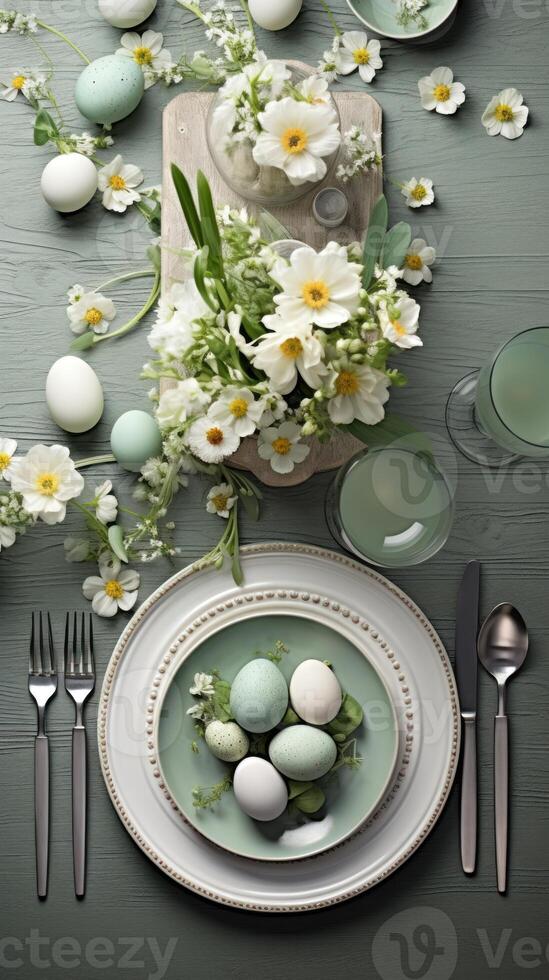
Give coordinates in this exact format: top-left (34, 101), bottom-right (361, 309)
top-left (156, 613), bottom-right (400, 862)
top-left (346, 0), bottom-right (459, 41)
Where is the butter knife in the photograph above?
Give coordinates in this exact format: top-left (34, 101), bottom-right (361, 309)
top-left (455, 560), bottom-right (481, 874)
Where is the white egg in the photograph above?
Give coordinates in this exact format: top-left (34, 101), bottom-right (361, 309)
top-left (233, 757), bottom-right (288, 822)
top-left (46, 356), bottom-right (104, 434)
top-left (98, 0), bottom-right (157, 28)
top-left (289, 659), bottom-right (342, 726)
top-left (248, 0), bottom-right (302, 31)
top-left (40, 154), bottom-right (98, 214)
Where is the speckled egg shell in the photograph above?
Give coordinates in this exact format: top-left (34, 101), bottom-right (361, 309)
top-left (229, 659), bottom-right (288, 734)
top-left (289, 659), bottom-right (342, 726)
top-left (205, 721), bottom-right (249, 763)
top-left (75, 55), bottom-right (144, 125)
top-left (269, 725), bottom-right (337, 781)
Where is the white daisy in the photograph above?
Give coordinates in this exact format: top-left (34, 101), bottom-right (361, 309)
top-left (335, 31), bottom-right (383, 84)
top-left (66, 290), bottom-right (116, 335)
top-left (401, 177), bottom-right (435, 209)
top-left (94, 480), bottom-right (118, 524)
top-left (156, 378), bottom-right (211, 430)
top-left (1, 69), bottom-right (43, 101)
top-left (67, 283), bottom-right (85, 304)
top-left (401, 239), bottom-right (436, 285)
top-left (378, 296), bottom-right (422, 349)
top-left (0, 526), bottom-right (16, 550)
top-left (9, 444), bottom-right (84, 525)
top-left (209, 387), bottom-right (264, 438)
top-left (298, 74), bottom-right (331, 105)
top-left (116, 31), bottom-right (173, 89)
top-left (82, 558), bottom-right (140, 618)
top-left (266, 242), bottom-right (362, 330)
top-left (187, 413), bottom-right (240, 464)
top-left (206, 483), bottom-right (237, 519)
top-left (0, 438), bottom-right (17, 480)
top-left (251, 323), bottom-right (325, 395)
top-left (481, 87), bottom-right (529, 140)
top-left (189, 672), bottom-right (215, 696)
top-left (253, 98), bottom-right (341, 187)
top-left (97, 155), bottom-right (144, 213)
top-left (257, 421), bottom-right (310, 475)
top-left (326, 362), bottom-right (390, 425)
top-left (148, 279), bottom-right (212, 358)
top-left (418, 67), bottom-right (466, 115)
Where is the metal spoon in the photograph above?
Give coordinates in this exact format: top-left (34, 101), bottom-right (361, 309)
top-left (477, 603), bottom-right (529, 893)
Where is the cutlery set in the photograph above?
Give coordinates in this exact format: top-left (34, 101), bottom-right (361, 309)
top-left (28, 611), bottom-right (95, 900)
top-left (456, 561), bottom-right (528, 892)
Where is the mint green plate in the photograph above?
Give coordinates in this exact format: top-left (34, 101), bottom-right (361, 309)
top-left (346, 0), bottom-right (458, 40)
top-left (157, 613), bottom-right (399, 861)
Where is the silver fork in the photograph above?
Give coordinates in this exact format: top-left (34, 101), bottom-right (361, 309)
top-left (28, 612), bottom-right (57, 899)
top-left (64, 612), bottom-right (95, 898)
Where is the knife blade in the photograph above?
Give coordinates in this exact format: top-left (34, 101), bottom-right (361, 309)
top-left (456, 559), bottom-right (480, 874)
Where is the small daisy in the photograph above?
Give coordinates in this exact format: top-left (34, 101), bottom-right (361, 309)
top-left (0, 438), bottom-right (17, 480)
top-left (94, 480), bottom-right (118, 525)
top-left (97, 155), bottom-right (144, 214)
top-left (209, 388), bottom-right (264, 438)
top-left (189, 672), bottom-right (215, 697)
top-left (401, 177), bottom-right (435, 209)
top-left (481, 88), bottom-right (529, 140)
top-left (401, 239), bottom-right (436, 286)
top-left (418, 67), bottom-right (466, 115)
top-left (378, 296), bottom-right (422, 349)
top-left (326, 362), bottom-right (390, 425)
top-left (267, 241), bottom-right (362, 330)
top-left (116, 31), bottom-right (173, 89)
top-left (257, 421), bottom-right (310, 475)
top-left (187, 702), bottom-right (206, 720)
top-left (187, 413), bottom-right (240, 464)
top-left (206, 483), bottom-right (237, 519)
top-left (299, 74), bottom-right (331, 105)
top-left (0, 70), bottom-right (39, 101)
top-left (253, 98), bottom-right (341, 187)
top-left (66, 290), bottom-right (116, 335)
top-left (251, 322), bottom-right (325, 395)
top-left (9, 444), bottom-right (84, 525)
top-left (335, 31), bottom-right (383, 84)
top-left (82, 558), bottom-right (140, 618)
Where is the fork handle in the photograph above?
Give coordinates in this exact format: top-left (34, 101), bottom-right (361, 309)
top-left (34, 735), bottom-right (50, 899)
top-left (72, 726), bottom-right (87, 898)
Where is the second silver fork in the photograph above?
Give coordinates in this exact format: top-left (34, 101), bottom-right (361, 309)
top-left (64, 612), bottom-right (95, 898)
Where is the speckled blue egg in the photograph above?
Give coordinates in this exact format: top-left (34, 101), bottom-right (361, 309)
top-left (110, 410), bottom-right (162, 473)
top-left (230, 659), bottom-right (288, 734)
top-left (75, 55), bottom-right (144, 125)
top-left (269, 725), bottom-right (337, 781)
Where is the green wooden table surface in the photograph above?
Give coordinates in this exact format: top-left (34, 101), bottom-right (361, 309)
top-left (1, 2), bottom-right (548, 978)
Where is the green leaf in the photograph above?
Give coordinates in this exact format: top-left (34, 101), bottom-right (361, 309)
top-left (212, 678), bottom-right (233, 722)
top-left (196, 170), bottom-right (223, 277)
top-left (238, 491), bottom-right (260, 522)
top-left (294, 785), bottom-right (326, 814)
top-left (327, 693), bottom-right (363, 740)
top-left (70, 332), bottom-right (96, 351)
top-left (171, 164), bottom-right (204, 249)
top-left (287, 779), bottom-right (314, 800)
top-left (34, 109), bottom-right (58, 146)
top-left (382, 221), bottom-right (412, 270)
top-left (281, 706), bottom-right (300, 727)
top-left (258, 210), bottom-right (291, 243)
top-left (147, 244), bottom-right (161, 273)
top-left (240, 312), bottom-right (265, 340)
top-left (193, 247), bottom-right (217, 311)
top-left (362, 194), bottom-right (388, 289)
top-left (231, 548), bottom-right (244, 586)
top-left (107, 524), bottom-right (128, 563)
top-left (344, 414), bottom-right (435, 458)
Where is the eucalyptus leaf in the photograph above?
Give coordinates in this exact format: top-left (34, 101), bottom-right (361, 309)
top-left (294, 785), bottom-right (326, 814)
top-left (107, 524), bottom-right (128, 563)
top-left (382, 221), bottom-right (412, 270)
top-left (362, 194), bottom-right (388, 289)
top-left (327, 693), bottom-right (363, 740)
top-left (171, 164), bottom-right (204, 249)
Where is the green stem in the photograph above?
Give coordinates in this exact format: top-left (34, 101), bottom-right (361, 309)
top-left (93, 271), bottom-right (161, 345)
top-left (36, 21), bottom-right (91, 64)
top-left (75, 454), bottom-right (116, 469)
top-left (239, 0), bottom-right (256, 37)
top-left (318, 0), bottom-right (342, 35)
top-left (95, 269), bottom-right (154, 292)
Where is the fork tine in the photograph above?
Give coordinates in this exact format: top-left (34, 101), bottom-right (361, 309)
top-left (64, 612), bottom-right (70, 676)
top-left (29, 613), bottom-right (35, 674)
top-left (37, 612), bottom-right (44, 675)
top-left (87, 613), bottom-right (94, 676)
top-left (47, 613), bottom-right (55, 676)
top-left (71, 611), bottom-right (77, 674)
top-left (79, 612), bottom-right (85, 675)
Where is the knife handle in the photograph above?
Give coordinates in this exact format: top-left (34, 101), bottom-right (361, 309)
top-left (460, 715), bottom-right (477, 874)
top-left (495, 714), bottom-right (508, 894)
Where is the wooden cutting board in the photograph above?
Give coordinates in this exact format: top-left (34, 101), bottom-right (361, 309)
top-left (161, 65), bottom-right (382, 486)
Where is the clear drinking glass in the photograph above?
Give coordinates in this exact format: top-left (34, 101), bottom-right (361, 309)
top-left (446, 326), bottom-right (549, 465)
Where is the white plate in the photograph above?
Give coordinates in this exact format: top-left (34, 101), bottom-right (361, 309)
top-left (99, 543), bottom-right (460, 912)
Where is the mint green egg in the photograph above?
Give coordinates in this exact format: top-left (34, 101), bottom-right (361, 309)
top-left (110, 410), bottom-right (162, 473)
top-left (75, 55), bottom-right (144, 125)
top-left (269, 725), bottom-right (337, 781)
top-left (230, 659), bottom-right (288, 734)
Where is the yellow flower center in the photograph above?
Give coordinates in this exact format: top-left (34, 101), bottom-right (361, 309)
top-left (405, 253), bottom-right (423, 270)
top-left (206, 426), bottom-right (224, 446)
top-left (495, 103), bottom-right (514, 122)
top-left (433, 83), bottom-right (451, 102)
top-left (35, 473), bottom-right (59, 496)
top-left (353, 48), bottom-right (370, 65)
top-left (279, 337), bottom-right (303, 359)
top-left (302, 280), bottom-right (330, 310)
top-left (85, 307), bottom-right (103, 326)
top-left (11, 75), bottom-right (26, 89)
top-left (109, 174), bottom-right (126, 191)
top-left (212, 493), bottom-right (229, 511)
top-left (281, 127), bottom-right (308, 154)
top-left (335, 371), bottom-right (359, 396)
top-left (133, 45), bottom-right (153, 65)
top-left (411, 184), bottom-right (427, 201)
top-left (0, 452), bottom-right (11, 471)
top-left (105, 579), bottom-right (124, 599)
top-left (392, 321), bottom-right (407, 336)
top-left (272, 437), bottom-right (291, 456)
top-left (229, 397), bottom-right (248, 419)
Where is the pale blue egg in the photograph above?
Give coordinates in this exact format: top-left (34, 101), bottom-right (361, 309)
top-left (75, 55), bottom-right (144, 125)
top-left (269, 725), bottom-right (337, 781)
top-left (230, 659), bottom-right (288, 734)
top-left (110, 410), bottom-right (162, 472)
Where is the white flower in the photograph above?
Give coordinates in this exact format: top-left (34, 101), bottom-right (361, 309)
top-left (206, 483), bottom-right (237, 519)
top-left (148, 279), bottom-right (212, 358)
top-left (335, 31), bottom-right (383, 84)
top-left (97, 155), bottom-right (144, 213)
top-left (401, 240), bottom-right (436, 286)
top-left (82, 558), bottom-right (140, 618)
top-left (266, 242), bottom-right (362, 330)
top-left (418, 67), bottom-right (466, 115)
top-left (299, 74), bottom-right (331, 105)
top-left (1, 70), bottom-right (45, 102)
top-left (251, 322), bottom-right (325, 395)
top-left (187, 413), bottom-right (240, 464)
top-left (156, 378), bottom-right (211, 430)
top-left (257, 421), bottom-right (310, 475)
top-left (67, 283), bottom-right (85, 305)
top-left (253, 98), bottom-right (340, 187)
top-left (94, 480), bottom-right (118, 524)
top-left (187, 702), bottom-right (206, 720)
top-left (117, 31), bottom-right (173, 89)
top-left (378, 296), bottom-right (422, 349)
top-left (9, 444), bottom-right (84, 525)
top-left (401, 177), bottom-right (435, 209)
top-left (327, 362), bottom-right (390, 425)
top-left (481, 88), bottom-right (529, 140)
top-left (209, 387), bottom-right (264, 437)
top-left (0, 526), bottom-right (16, 550)
top-left (66, 290), bottom-right (116, 335)
top-left (0, 438), bottom-right (17, 480)
top-left (189, 672), bottom-right (215, 696)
